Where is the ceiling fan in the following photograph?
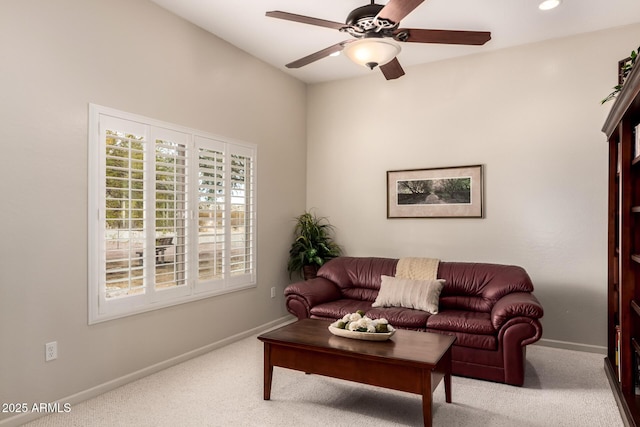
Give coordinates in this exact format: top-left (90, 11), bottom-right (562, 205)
top-left (266, 0), bottom-right (491, 80)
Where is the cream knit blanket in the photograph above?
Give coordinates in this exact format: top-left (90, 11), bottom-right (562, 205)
top-left (396, 257), bottom-right (440, 280)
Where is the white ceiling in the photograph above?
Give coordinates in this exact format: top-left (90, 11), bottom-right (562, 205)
top-left (150, 0), bottom-right (640, 84)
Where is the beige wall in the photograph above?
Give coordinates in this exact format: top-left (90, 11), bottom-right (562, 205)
top-left (0, 0), bottom-right (305, 423)
top-left (2, 0), bottom-right (638, 421)
top-left (307, 24), bottom-right (640, 351)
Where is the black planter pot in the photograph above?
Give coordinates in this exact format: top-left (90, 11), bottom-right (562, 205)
top-left (303, 265), bottom-right (319, 280)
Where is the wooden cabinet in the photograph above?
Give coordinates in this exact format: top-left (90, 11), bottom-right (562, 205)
top-left (603, 60), bottom-right (640, 426)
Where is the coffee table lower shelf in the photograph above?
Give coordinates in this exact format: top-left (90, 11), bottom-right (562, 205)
top-left (258, 319), bottom-right (456, 427)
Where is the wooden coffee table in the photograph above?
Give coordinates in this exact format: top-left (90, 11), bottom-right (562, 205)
top-left (258, 319), bottom-right (456, 427)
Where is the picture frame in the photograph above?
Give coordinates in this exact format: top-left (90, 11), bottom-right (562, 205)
top-left (387, 164), bottom-right (484, 218)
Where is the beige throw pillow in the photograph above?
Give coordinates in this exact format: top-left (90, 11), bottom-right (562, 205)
top-left (372, 275), bottom-right (445, 314)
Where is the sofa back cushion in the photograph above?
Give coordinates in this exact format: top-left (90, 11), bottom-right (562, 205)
top-left (317, 257), bottom-right (398, 302)
top-left (318, 257), bottom-right (534, 313)
top-left (437, 262), bottom-right (534, 313)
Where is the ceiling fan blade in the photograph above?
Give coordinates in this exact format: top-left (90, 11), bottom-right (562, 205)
top-left (379, 57), bottom-right (405, 80)
top-left (266, 11), bottom-right (344, 30)
top-left (286, 41), bottom-right (350, 69)
top-left (395, 28), bottom-right (491, 45)
top-left (377, 0), bottom-right (425, 23)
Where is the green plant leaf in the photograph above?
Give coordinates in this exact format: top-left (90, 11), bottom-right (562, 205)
top-left (286, 210), bottom-right (342, 278)
top-left (601, 46), bottom-right (639, 104)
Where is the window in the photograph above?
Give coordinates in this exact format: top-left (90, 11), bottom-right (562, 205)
top-left (88, 104), bottom-right (256, 323)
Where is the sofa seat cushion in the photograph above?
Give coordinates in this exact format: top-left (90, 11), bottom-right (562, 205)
top-left (366, 306), bottom-right (430, 330)
top-left (427, 310), bottom-right (495, 335)
top-left (309, 299), bottom-right (372, 320)
top-left (309, 300), bottom-right (431, 329)
top-left (427, 329), bottom-right (497, 350)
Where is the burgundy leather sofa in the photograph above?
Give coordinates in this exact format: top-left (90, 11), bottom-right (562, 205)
top-left (284, 257), bottom-right (544, 386)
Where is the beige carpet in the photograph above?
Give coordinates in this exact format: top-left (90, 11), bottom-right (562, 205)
top-left (26, 332), bottom-right (622, 427)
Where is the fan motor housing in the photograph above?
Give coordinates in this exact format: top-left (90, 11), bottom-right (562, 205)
top-left (344, 4), bottom-right (398, 37)
top-left (345, 4), bottom-right (384, 25)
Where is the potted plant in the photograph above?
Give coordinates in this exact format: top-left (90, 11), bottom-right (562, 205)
top-left (287, 210), bottom-right (342, 280)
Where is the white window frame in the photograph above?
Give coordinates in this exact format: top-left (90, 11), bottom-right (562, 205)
top-left (88, 104), bottom-right (257, 324)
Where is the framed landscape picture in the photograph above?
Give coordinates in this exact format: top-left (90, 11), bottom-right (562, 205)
top-left (387, 165), bottom-right (484, 218)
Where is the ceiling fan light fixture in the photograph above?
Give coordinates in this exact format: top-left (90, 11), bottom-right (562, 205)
top-left (538, 0), bottom-right (561, 10)
top-left (343, 38), bottom-right (401, 70)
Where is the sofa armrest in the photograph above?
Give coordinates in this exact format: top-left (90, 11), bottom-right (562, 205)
top-left (284, 278), bottom-right (342, 319)
top-left (491, 292), bottom-right (544, 330)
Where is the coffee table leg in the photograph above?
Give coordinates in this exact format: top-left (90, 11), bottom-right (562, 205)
top-left (421, 369), bottom-right (433, 427)
top-left (263, 343), bottom-right (273, 400)
top-left (444, 349), bottom-right (452, 403)
top-left (444, 371), bottom-right (452, 403)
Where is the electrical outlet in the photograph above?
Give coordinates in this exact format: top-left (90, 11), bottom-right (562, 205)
top-left (270, 287), bottom-right (276, 299)
top-left (45, 341), bottom-right (57, 362)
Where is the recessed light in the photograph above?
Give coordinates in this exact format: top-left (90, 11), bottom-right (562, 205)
top-left (539, 0), bottom-right (561, 10)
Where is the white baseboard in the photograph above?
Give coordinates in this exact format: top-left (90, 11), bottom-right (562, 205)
top-left (536, 338), bottom-right (607, 355)
top-left (0, 315), bottom-right (295, 427)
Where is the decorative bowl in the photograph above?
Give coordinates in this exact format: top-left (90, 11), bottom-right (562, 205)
top-left (328, 325), bottom-right (395, 341)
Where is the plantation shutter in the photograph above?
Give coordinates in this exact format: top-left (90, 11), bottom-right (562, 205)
top-left (153, 130), bottom-right (189, 294)
top-left (195, 137), bottom-right (255, 292)
top-left (89, 105), bottom-right (256, 323)
top-left (196, 137), bottom-right (226, 287)
top-left (229, 149), bottom-right (255, 279)
top-left (100, 116), bottom-right (148, 302)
